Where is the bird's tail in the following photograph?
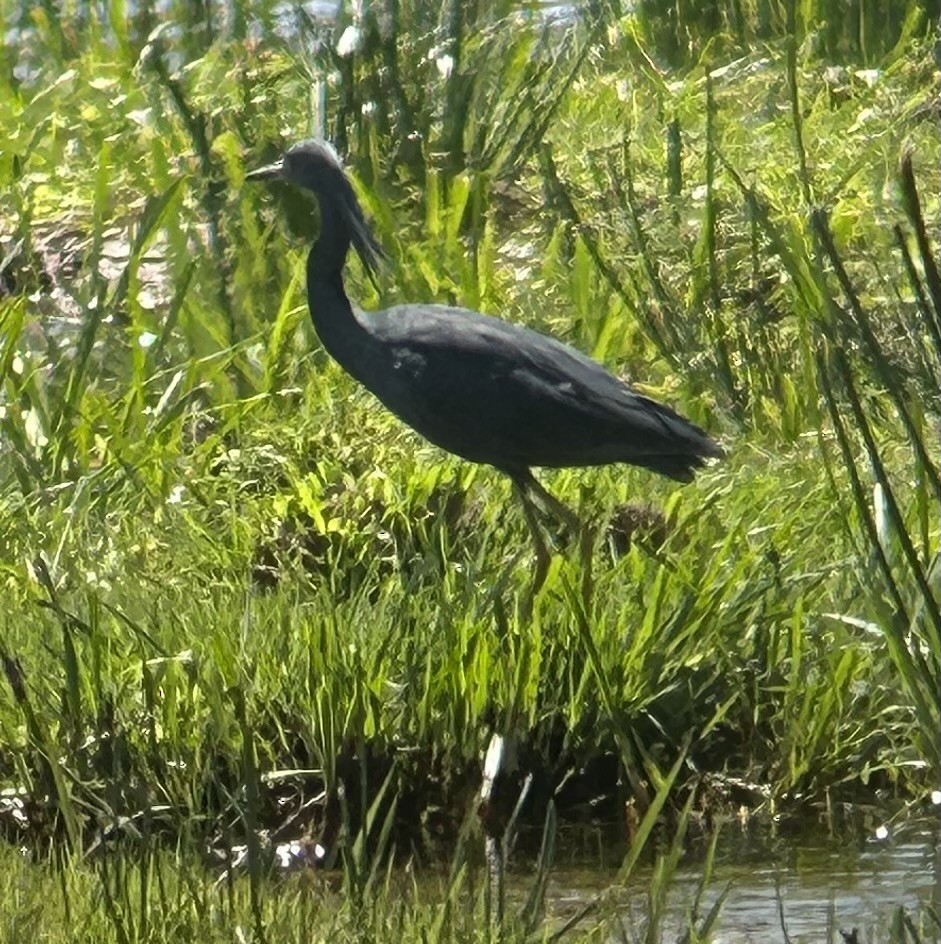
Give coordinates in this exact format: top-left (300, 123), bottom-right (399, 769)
top-left (638, 404), bottom-right (724, 482)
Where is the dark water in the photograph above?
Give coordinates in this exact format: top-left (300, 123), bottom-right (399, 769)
top-left (526, 817), bottom-right (941, 942)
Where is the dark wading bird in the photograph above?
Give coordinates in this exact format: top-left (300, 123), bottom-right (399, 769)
top-left (246, 140), bottom-right (722, 587)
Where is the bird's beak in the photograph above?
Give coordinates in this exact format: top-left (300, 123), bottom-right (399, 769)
top-left (245, 159), bottom-right (285, 182)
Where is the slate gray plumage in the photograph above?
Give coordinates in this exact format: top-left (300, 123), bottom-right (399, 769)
top-left (246, 140), bottom-right (722, 573)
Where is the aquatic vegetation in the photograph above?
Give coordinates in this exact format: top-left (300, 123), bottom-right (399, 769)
top-left (0, 0), bottom-right (938, 941)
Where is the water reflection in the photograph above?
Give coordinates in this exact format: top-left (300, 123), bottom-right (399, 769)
top-left (537, 818), bottom-right (940, 943)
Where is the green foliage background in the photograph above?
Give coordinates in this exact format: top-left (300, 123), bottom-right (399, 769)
top-left (0, 0), bottom-right (938, 940)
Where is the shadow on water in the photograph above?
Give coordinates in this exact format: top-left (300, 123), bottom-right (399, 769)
top-left (517, 816), bottom-right (940, 942)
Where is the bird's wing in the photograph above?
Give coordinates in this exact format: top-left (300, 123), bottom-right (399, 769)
top-left (362, 304), bottom-right (717, 471)
top-left (375, 304), bottom-right (680, 424)
top-left (369, 303), bottom-right (612, 393)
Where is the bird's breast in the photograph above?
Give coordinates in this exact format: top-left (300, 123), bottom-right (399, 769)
top-left (390, 347), bottom-right (427, 380)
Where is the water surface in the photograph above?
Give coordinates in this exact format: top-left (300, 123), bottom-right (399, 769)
top-left (536, 817), bottom-right (940, 942)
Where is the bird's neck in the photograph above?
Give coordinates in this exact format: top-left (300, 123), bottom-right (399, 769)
top-left (310, 195), bottom-right (351, 276)
top-left (306, 240), bottom-right (374, 380)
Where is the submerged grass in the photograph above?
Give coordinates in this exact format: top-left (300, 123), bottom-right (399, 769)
top-left (0, 0), bottom-right (939, 940)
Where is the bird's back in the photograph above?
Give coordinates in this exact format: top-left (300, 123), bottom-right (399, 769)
top-left (353, 303), bottom-right (720, 481)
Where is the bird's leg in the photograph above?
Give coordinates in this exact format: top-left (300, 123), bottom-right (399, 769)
top-left (511, 477), bottom-right (551, 598)
top-left (521, 471), bottom-right (598, 609)
top-left (521, 472), bottom-right (582, 536)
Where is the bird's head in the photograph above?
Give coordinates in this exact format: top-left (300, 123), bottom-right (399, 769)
top-left (246, 139), bottom-right (385, 283)
top-left (246, 139), bottom-right (343, 190)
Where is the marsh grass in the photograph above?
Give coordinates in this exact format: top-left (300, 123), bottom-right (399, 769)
top-left (1, 0), bottom-right (939, 941)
